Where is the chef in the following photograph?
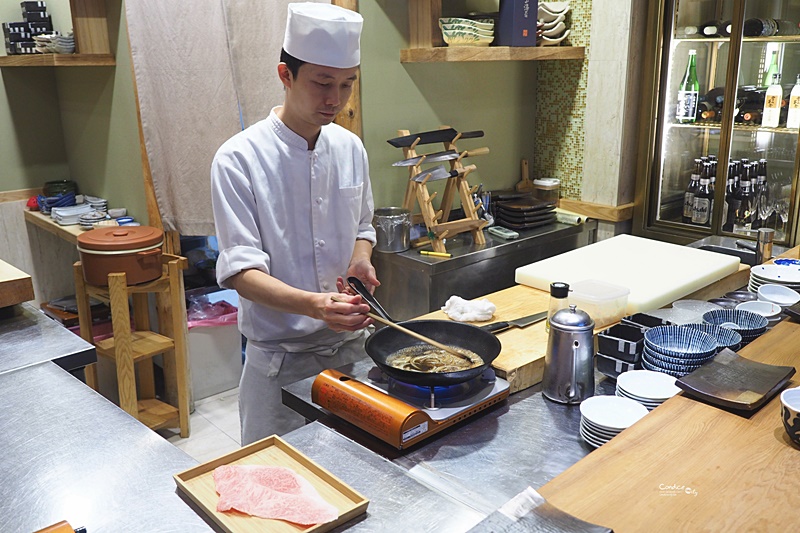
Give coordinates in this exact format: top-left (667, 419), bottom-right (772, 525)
top-left (210, 2), bottom-right (378, 445)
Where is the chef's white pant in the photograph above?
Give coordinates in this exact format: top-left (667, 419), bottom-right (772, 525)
top-left (239, 331), bottom-right (368, 445)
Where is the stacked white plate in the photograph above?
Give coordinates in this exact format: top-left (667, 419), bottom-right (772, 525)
top-left (615, 370), bottom-right (681, 411)
top-left (579, 395), bottom-right (648, 449)
top-left (749, 264), bottom-right (800, 293)
top-left (84, 195), bottom-right (108, 214)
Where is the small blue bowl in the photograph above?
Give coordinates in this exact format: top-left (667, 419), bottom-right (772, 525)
top-left (641, 352), bottom-right (703, 376)
top-left (641, 358), bottom-right (684, 378)
top-left (644, 325), bottom-right (717, 359)
top-left (702, 309), bottom-right (768, 335)
top-left (683, 323), bottom-right (743, 352)
top-left (642, 345), bottom-right (715, 366)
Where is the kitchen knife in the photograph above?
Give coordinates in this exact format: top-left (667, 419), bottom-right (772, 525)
top-left (387, 128), bottom-right (485, 148)
top-left (411, 165), bottom-right (459, 183)
top-left (482, 310), bottom-right (548, 334)
top-left (392, 147), bottom-right (490, 167)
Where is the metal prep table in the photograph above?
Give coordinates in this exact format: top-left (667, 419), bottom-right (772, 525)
top-left (0, 302), bottom-right (96, 372)
top-left (282, 358), bottom-right (617, 530)
top-left (372, 221), bottom-right (597, 321)
top-left (0, 304), bottom-right (491, 532)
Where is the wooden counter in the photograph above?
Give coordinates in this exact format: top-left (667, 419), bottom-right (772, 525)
top-left (538, 318), bottom-right (800, 531)
top-left (0, 259), bottom-right (34, 308)
top-left (533, 249), bottom-right (800, 531)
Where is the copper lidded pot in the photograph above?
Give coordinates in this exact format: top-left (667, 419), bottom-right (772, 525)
top-left (77, 226), bottom-right (164, 286)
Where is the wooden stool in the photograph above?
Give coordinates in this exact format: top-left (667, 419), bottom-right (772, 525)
top-left (73, 254), bottom-right (190, 437)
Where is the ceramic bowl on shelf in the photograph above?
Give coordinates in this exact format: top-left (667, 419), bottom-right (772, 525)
top-left (440, 23), bottom-right (493, 37)
top-left (540, 29), bottom-right (571, 46)
top-left (542, 21), bottom-right (566, 37)
top-left (438, 17), bottom-right (494, 31)
top-left (442, 29), bottom-right (494, 46)
top-left (541, 14), bottom-right (565, 30)
top-left (540, 2), bottom-right (571, 14)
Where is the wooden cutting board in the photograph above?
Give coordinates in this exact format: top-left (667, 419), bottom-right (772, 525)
top-left (420, 285), bottom-right (550, 393)
top-left (0, 259), bottom-right (34, 308)
top-left (515, 235), bottom-right (741, 314)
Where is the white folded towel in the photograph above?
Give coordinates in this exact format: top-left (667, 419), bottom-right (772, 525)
top-left (442, 295), bottom-right (496, 322)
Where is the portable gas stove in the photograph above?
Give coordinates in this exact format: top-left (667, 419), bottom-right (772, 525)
top-left (311, 366), bottom-right (510, 449)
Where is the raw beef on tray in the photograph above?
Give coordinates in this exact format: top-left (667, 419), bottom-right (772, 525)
top-left (213, 464), bottom-right (338, 525)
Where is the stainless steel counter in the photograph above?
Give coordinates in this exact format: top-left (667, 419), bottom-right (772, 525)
top-left (372, 221), bottom-right (598, 320)
top-left (282, 423), bottom-right (486, 532)
top-left (282, 359), bottom-right (616, 518)
top-left (0, 362), bottom-right (211, 533)
top-left (0, 302), bottom-right (95, 373)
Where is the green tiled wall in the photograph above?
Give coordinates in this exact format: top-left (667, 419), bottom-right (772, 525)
top-left (533, 0), bottom-right (591, 200)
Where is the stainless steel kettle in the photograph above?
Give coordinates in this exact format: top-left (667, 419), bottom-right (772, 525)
top-left (543, 304), bottom-right (595, 404)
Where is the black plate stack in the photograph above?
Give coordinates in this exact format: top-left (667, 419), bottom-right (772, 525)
top-left (494, 197), bottom-right (556, 230)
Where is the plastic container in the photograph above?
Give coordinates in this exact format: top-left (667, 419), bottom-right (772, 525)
top-left (569, 279), bottom-right (630, 329)
top-left (533, 178), bottom-right (560, 206)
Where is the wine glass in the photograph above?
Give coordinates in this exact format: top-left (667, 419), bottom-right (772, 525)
top-left (775, 200), bottom-right (790, 239)
top-left (757, 192), bottom-right (774, 228)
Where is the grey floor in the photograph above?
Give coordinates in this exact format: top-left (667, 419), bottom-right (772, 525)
top-left (158, 387), bottom-right (242, 462)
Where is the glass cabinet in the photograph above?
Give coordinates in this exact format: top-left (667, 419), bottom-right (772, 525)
top-left (634, 0), bottom-right (800, 246)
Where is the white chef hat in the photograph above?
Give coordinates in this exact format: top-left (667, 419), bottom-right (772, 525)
top-left (283, 2), bottom-right (363, 69)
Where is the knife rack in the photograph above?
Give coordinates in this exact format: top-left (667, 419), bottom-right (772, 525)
top-left (397, 127), bottom-right (487, 253)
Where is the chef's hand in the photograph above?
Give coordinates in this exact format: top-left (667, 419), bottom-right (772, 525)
top-left (317, 293), bottom-right (373, 332)
top-left (342, 258), bottom-right (380, 295)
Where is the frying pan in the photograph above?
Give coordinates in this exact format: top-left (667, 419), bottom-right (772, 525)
top-left (348, 277), bottom-right (502, 387)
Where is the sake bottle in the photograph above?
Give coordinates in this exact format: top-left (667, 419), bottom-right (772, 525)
top-left (786, 74), bottom-right (800, 129)
top-left (683, 159), bottom-right (701, 223)
top-left (764, 51), bottom-right (779, 85)
top-left (676, 50), bottom-right (699, 123)
top-left (762, 73), bottom-right (783, 127)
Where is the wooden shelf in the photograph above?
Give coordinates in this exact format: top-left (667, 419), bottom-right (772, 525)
top-left (95, 330), bottom-right (175, 363)
top-left (675, 36), bottom-right (800, 43)
top-left (670, 122), bottom-right (799, 135)
top-left (137, 398), bottom-right (179, 431)
top-left (24, 209), bottom-right (84, 245)
top-left (401, 45), bottom-right (585, 63)
top-left (0, 0), bottom-right (114, 68)
top-left (0, 53), bottom-right (115, 67)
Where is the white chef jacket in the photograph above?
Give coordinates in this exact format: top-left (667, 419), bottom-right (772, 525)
top-left (210, 108), bottom-right (376, 351)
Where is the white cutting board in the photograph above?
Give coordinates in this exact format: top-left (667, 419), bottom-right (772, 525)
top-left (515, 234), bottom-right (741, 314)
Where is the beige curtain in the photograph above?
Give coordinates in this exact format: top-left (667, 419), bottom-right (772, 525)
top-left (126, 0), bottom-right (329, 234)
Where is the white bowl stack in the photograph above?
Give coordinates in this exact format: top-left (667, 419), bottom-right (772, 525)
top-left (579, 395), bottom-right (648, 448)
top-left (615, 370), bottom-right (681, 411)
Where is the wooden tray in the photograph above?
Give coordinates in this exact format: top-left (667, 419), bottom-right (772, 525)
top-left (676, 348), bottom-right (796, 412)
top-left (174, 435), bottom-right (369, 533)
